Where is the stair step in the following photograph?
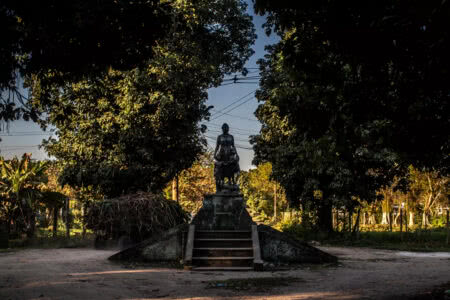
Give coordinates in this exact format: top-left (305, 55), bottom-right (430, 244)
top-left (195, 231), bottom-right (251, 239)
top-left (194, 238), bottom-right (252, 241)
top-left (192, 266), bottom-right (253, 271)
top-left (193, 247), bottom-right (253, 257)
top-left (192, 256), bottom-right (253, 267)
top-left (196, 230), bottom-right (251, 232)
top-left (193, 256), bottom-right (253, 260)
top-left (194, 238), bottom-right (253, 248)
top-left (194, 247), bottom-right (253, 250)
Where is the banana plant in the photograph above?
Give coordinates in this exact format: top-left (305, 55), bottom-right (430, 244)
top-left (0, 154), bottom-right (48, 237)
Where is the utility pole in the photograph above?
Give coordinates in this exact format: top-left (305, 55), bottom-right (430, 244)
top-left (273, 183), bottom-right (277, 220)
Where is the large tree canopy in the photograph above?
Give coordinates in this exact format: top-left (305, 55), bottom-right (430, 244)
top-left (1, 0), bottom-right (174, 132)
top-left (1, 0), bottom-right (173, 88)
top-left (30, 0), bottom-right (256, 198)
top-left (254, 0), bottom-right (449, 172)
top-left (252, 0), bottom-right (449, 231)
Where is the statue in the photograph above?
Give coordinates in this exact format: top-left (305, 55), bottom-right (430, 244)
top-left (214, 123), bottom-right (240, 191)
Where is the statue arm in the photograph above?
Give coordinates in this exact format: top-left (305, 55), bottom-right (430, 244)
top-left (214, 136), bottom-right (220, 158)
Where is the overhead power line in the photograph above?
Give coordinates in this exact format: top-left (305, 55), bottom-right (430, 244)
top-left (204, 136), bottom-right (253, 151)
top-left (210, 96), bottom-right (256, 122)
top-left (205, 122), bottom-right (259, 135)
top-left (213, 111), bottom-right (259, 123)
top-left (210, 89), bottom-right (257, 117)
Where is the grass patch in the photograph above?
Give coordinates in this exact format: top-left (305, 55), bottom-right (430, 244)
top-left (320, 230), bottom-right (450, 252)
top-left (204, 277), bottom-right (303, 291)
top-left (279, 222), bottom-right (450, 252)
top-left (8, 235), bottom-right (94, 249)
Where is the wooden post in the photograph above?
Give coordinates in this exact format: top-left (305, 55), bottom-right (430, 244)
top-left (172, 175), bottom-right (179, 203)
top-left (334, 210), bottom-right (339, 231)
top-left (53, 206), bottom-right (58, 238)
top-left (82, 203), bottom-right (87, 239)
top-left (400, 208), bottom-right (403, 241)
top-left (65, 198), bottom-right (70, 239)
top-left (389, 210), bottom-right (393, 232)
top-left (176, 174), bottom-right (179, 203)
top-left (405, 209), bottom-right (409, 236)
top-left (273, 183), bottom-right (277, 220)
top-left (446, 209), bottom-right (449, 245)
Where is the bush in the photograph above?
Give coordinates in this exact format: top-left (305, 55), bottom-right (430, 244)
top-left (86, 192), bottom-right (189, 243)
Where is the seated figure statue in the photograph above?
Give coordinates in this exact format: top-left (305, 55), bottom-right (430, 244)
top-left (214, 123), bottom-right (240, 191)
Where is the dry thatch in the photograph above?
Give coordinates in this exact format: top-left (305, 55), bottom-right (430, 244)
top-left (86, 192), bottom-right (188, 242)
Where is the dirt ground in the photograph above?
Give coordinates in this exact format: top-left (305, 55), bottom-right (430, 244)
top-left (0, 246), bottom-right (449, 300)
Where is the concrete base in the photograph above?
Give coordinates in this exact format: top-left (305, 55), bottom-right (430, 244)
top-left (108, 190), bottom-right (337, 266)
top-left (190, 191), bottom-right (253, 230)
top-left (108, 224), bottom-right (188, 262)
top-left (258, 224), bottom-right (337, 263)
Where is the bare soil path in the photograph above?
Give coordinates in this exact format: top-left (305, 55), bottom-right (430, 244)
top-left (0, 246), bottom-right (449, 299)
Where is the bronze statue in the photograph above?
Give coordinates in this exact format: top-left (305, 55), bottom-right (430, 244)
top-left (214, 123), bottom-right (240, 191)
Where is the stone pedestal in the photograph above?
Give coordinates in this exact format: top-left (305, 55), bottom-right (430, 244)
top-left (190, 188), bottom-right (254, 230)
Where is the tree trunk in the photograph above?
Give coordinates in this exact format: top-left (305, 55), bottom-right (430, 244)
top-left (381, 212), bottom-right (390, 225)
top-left (368, 213), bottom-right (376, 225)
top-left (394, 211), bottom-right (401, 226)
top-left (409, 212), bottom-right (415, 227)
top-left (352, 209), bottom-right (361, 237)
top-left (82, 203), bottom-right (87, 238)
top-left (53, 206), bottom-right (58, 238)
top-left (317, 201), bottom-right (333, 233)
top-left (422, 211), bottom-right (430, 227)
top-left (26, 212), bottom-right (36, 239)
top-left (333, 210), bottom-right (339, 231)
top-left (348, 211), bottom-right (352, 232)
top-left (172, 176), bottom-right (179, 203)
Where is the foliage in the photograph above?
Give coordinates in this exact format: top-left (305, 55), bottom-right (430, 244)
top-left (251, 1), bottom-right (450, 231)
top-left (255, 0), bottom-right (450, 173)
top-left (0, 154), bottom-right (48, 237)
top-left (85, 192), bottom-right (188, 242)
top-left (29, 0), bottom-right (256, 197)
top-left (409, 167), bottom-right (449, 225)
top-left (239, 162), bottom-right (286, 223)
top-left (165, 153), bottom-right (215, 214)
top-left (0, 0), bottom-right (175, 126)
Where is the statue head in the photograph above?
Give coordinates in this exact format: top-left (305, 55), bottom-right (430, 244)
top-left (222, 123), bottom-right (229, 134)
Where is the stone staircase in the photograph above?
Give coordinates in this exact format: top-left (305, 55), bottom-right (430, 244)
top-left (185, 226), bottom-right (262, 271)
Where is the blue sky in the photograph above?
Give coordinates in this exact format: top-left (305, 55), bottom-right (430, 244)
top-left (0, 0), bottom-right (279, 171)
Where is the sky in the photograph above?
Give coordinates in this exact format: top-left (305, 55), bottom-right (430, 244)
top-left (0, 0), bottom-right (279, 171)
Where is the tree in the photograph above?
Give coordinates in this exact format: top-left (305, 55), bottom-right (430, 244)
top-left (409, 167), bottom-right (448, 227)
top-left (1, 0), bottom-right (176, 132)
top-left (252, 39), bottom-right (399, 232)
top-left (29, 0), bottom-right (255, 197)
top-left (165, 153), bottom-right (215, 214)
top-left (251, 1), bottom-right (449, 231)
top-left (254, 0), bottom-right (449, 174)
top-left (239, 162), bottom-right (286, 223)
top-left (0, 154), bottom-right (48, 237)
